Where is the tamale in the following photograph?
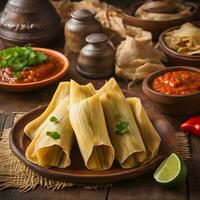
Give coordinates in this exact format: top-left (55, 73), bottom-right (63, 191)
top-left (127, 97), bottom-right (161, 163)
top-left (25, 82), bottom-right (74, 168)
top-left (97, 79), bottom-right (146, 168)
top-left (69, 80), bottom-right (115, 171)
top-left (24, 82), bottom-right (70, 140)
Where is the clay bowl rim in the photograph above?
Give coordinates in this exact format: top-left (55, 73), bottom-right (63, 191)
top-left (0, 47), bottom-right (69, 88)
top-left (123, 1), bottom-right (198, 24)
top-left (159, 21), bottom-right (200, 59)
top-left (142, 66), bottom-right (200, 101)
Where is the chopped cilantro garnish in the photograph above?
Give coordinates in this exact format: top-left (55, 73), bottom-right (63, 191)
top-left (176, 77), bottom-right (185, 81)
top-left (116, 121), bottom-right (129, 135)
top-left (0, 46), bottom-right (48, 72)
top-left (50, 116), bottom-right (59, 124)
top-left (46, 131), bottom-right (61, 140)
top-left (13, 72), bottom-right (22, 79)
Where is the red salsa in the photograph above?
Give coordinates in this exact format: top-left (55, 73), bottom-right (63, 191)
top-left (152, 71), bottom-right (200, 95)
top-left (0, 54), bottom-right (63, 84)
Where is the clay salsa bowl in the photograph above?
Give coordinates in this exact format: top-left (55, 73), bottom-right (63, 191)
top-left (0, 48), bottom-right (70, 92)
top-left (123, 1), bottom-right (198, 40)
top-left (159, 22), bottom-right (200, 67)
top-left (142, 66), bottom-right (200, 116)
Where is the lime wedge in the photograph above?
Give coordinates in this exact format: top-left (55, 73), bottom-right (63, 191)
top-left (154, 153), bottom-right (187, 187)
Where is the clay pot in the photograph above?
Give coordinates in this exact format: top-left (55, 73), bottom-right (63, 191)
top-left (142, 66), bottom-right (200, 116)
top-left (64, 9), bottom-right (103, 53)
top-left (77, 33), bottom-right (115, 79)
top-left (0, 0), bottom-right (61, 47)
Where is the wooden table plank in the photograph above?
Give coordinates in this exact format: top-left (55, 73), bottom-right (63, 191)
top-left (4, 113), bottom-right (15, 129)
top-left (188, 135), bottom-right (200, 200)
top-left (0, 112), bottom-right (6, 136)
top-left (108, 173), bottom-right (187, 200)
top-left (0, 187), bottom-right (109, 200)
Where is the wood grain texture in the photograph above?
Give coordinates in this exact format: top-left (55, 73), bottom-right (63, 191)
top-left (4, 113), bottom-right (15, 129)
top-left (187, 135), bottom-right (200, 200)
top-left (0, 112), bottom-right (6, 136)
top-left (108, 173), bottom-right (187, 200)
top-left (0, 187), bottom-right (109, 200)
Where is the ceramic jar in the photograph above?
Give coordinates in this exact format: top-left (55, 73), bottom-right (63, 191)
top-left (64, 9), bottom-right (103, 53)
top-left (77, 33), bottom-right (115, 79)
top-left (0, 0), bottom-right (61, 47)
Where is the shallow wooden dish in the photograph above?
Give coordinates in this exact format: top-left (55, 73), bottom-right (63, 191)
top-left (123, 1), bottom-right (198, 40)
top-left (9, 104), bottom-right (175, 184)
top-left (0, 48), bottom-right (69, 92)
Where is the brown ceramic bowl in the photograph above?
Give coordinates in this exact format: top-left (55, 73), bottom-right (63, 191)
top-left (159, 22), bottom-right (200, 67)
top-left (123, 1), bottom-right (198, 40)
top-left (142, 66), bottom-right (200, 116)
top-left (0, 48), bottom-right (70, 92)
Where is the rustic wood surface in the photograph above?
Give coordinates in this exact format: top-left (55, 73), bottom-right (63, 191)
top-left (0, 51), bottom-right (199, 200)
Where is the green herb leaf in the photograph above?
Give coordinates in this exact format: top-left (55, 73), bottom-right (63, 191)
top-left (0, 46), bottom-right (48, 72)
top-left (176, 77), bottom-right (185, 81)
top-left (13, 72), bottom-right (22, 79)
top-left (50, 116), bottom-right (59, 124)
top-left (116, 121), bottom-right (129, 135)
top-left (46, 131), bottom-right (61, 140)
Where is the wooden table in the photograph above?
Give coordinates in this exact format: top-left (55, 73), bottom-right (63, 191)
top-left (0, 37), bottom-right (200, 200)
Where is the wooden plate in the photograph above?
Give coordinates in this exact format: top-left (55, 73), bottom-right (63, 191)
top-left (0, 48), bottom-right (69, 92)
top-left (9, 105), bottom-right (175, 184)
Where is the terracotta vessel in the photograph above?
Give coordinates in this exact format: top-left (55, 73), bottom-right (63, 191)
top-left (64, 9), bottom-right (103, 53)
top-left (0, 48), bottom-right (70, 92)
top-left (77, 33), bottom-right (115, 79)
top-left (142, 66), bottom-right (200, 116)
top-left (0, 0), bottom-right (61, 46)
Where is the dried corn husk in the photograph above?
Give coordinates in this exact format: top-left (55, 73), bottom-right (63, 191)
top-left (127, 97), bottom-right (161, 163)
top-left (97, 79), bottom-right (146, 169)
top-left (25, 82), bottom-right (74, 168)
top-left (69, 80), bottom-right (115, 171)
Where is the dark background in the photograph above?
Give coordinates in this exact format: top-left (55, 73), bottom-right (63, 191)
top-left (0, 0), bottom-right (199, 10)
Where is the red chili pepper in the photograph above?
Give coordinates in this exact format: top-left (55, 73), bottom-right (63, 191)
top-left (181, 116), bottom-right (200, 137)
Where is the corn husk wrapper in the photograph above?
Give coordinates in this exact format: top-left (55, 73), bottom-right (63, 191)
top-left (24, 82), bottom-right (70, 140)
top-left (69, 80), bottom-right (115, 171)
top-left (25, 82), bottom-right (74, 168)
top-left (97, 79), bottom-right (146, 168)
top-left (127, 97), bottom-right (161, 163)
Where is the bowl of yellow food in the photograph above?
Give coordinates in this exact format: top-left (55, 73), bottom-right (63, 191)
top-left (159, 22), bottom-right (200, 67)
